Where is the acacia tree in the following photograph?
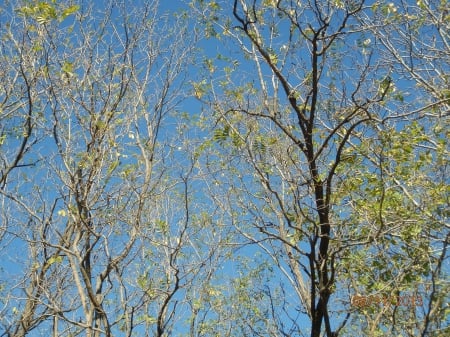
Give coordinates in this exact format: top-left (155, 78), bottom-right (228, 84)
top-left (192, 0), bottom-right (448, 336)
top-left (0, 1), bottom-right (220, 336)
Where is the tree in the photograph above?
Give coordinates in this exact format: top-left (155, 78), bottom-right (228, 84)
top-left (349, 1), bottom-right (450, 335)
top-left (0, 1), bottom-right (220, 336)
top-left (0, 0), bottom-right (448, 336)
top-left (191, 0), bottom-right (449, 336)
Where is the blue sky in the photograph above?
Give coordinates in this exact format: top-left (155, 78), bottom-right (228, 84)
top-left (0, 1), bottom-right (448, 336)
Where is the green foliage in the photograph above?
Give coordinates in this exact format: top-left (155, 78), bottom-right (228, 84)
top-left (0, 1), bottom-right (448, 336)
top-left (212, 125), bottom-right (230, 144)
top-left (16, 1), bottom-right (78, 24)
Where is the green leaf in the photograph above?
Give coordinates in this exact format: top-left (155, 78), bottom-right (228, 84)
top-left (61, 5), bottom-right (79, 21)
top-left (47, 256), bottom-right (63, 266)
top-left (107, 159), bottom-right (120, 176)
top-left (213, 126), bottom-right (230, 144)
top-left (61, 61), bottom-right (74, 76)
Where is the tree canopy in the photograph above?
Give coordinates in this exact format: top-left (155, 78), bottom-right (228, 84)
top-left (0, 1), bottom-right (448, 336)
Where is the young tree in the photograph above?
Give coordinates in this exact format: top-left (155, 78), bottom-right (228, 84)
top-left (192, 0), bottom-right (449, 336)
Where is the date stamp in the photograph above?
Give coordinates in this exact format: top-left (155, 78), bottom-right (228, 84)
top-left (351, 293), bottom-right (423, 307)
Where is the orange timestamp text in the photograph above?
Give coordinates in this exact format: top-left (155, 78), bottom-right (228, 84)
top-left (351, 293), bottom-right (423, 307)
